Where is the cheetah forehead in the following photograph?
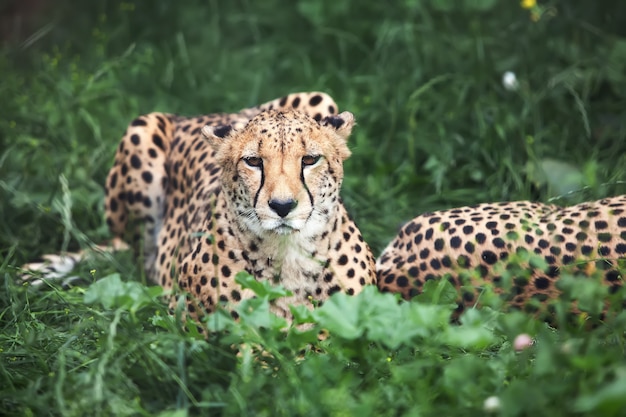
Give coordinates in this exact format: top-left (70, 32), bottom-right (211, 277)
top-left (206, 109), bottom-right (354, 160)
top-left (247, 110), bottom-right (319, 150)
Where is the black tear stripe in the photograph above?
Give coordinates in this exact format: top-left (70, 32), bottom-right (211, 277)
top-left (301, 166), bottom-right (314, 207)
top-left (252, 139), bottom-right (265, 209)
top-left (251, 166), bottom-right (265, 210)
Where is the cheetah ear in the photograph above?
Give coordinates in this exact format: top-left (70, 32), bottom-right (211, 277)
top-left (321, 111), bottom-right (354, 140)
top-left (201, 124), bottom-right (233, 150)
top-left (320, 111), bottom-right (353, 160)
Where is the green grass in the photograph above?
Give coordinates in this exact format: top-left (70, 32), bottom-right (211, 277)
top-left (2, 0), bottom-right (626, 415)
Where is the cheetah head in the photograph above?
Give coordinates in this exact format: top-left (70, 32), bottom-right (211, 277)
top-left (202, 109), bottom-right (353, 238)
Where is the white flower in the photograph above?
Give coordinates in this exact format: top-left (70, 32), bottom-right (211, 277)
top-left (502, 71), bottom-right (519, 91)
top-left (513, 333), bottom-right (534, 351)
top-left (483, 396), bottom-right (501, 412)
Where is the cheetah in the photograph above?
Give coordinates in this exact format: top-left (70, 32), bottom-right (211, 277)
top-left (376, 196), bottom-right (626, 317)
top-left (24, 92), bottom-right (377, 325)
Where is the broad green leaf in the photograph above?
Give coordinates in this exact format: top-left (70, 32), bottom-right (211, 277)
top-left (235, 271), bottom-right (292, 300)
top-left (442, 325), bottom-right (497, 350)
top-left (236, 297), bottom-right (288, 331)
top-left (290, 304), bottom-right (316, 325)
top-left (405, 301), bottom-right (454, 330)
top-left (414, 278), bottom-right (459, 305)
top-left (313, 291), bottom-right (362, 339)
top-left (83, 273), bottom-right (162, 315)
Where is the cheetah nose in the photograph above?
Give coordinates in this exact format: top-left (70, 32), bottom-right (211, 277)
top-left (268, 199), bottom-right (297, 218)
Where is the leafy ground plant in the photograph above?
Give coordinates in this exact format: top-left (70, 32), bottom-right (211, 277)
top-left (2, 0), bottom-right (626, 416)
top-left (3, 269), bottom-right (626, 416)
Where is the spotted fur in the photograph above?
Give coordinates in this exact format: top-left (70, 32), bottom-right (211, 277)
top-left (376, 196), bottom-right (626, 316)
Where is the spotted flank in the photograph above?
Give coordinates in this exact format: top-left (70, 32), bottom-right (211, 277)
top-left (376, 196), bottom-right (626, 316)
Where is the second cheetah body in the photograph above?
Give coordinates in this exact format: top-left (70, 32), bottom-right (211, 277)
top-left (377, 196), bottom-right (626, 316)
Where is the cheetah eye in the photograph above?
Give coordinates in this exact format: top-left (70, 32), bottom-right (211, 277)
top-left (243, 156), bottom-right (263, 168)
top-left (302, 155), bottom-right (321, 167)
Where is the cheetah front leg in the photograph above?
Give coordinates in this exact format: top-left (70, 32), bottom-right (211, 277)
top-left (104, 112), bottom-right (176, 283)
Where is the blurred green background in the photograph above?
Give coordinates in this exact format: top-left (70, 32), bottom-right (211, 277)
top-left (2, 0), bottom-right (626, 262)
